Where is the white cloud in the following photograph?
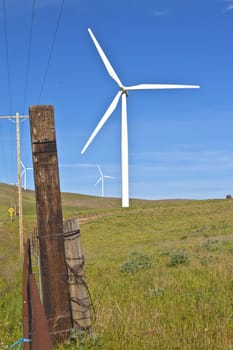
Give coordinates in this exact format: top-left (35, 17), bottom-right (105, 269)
top-left (132, 149), bottom-right (233, 172)
top-left (223, 0), bottom-right (233, 12)
top-left (60, 163), bottom-right (95, 169)
top-left (129, 148), bottom-right (233, 199)
top-left (151, 9), bottom-right (169, 17)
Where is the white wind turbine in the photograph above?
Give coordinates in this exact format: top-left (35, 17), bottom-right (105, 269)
top-left (81, 28), bottom-right (200, 208)
top-left (95, 165), bottom-right (114, 197)
top-left (20, 161), bottom-right (33, 191)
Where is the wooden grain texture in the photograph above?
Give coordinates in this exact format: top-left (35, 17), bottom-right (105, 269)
top-left (29, 105), bottom-right (72, 344)
top-left (64, 218), bottom-right (91, 330)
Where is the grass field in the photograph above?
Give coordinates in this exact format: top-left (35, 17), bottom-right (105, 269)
top-left (1, 182), bottom-right (233, 349)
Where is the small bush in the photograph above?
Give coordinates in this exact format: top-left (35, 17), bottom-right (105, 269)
top-left (157, 249), bottom-right (171, 257)
top-left (201, 238), bottom-right (219, 252)
top-left (168, 250), bottom-right (189, 267)
top-left (60, 328), bottom-right (102, 350)
top-left (121, 251), bottom-right (151, 273)
top-left (200, 255), bottom-right (215, 265)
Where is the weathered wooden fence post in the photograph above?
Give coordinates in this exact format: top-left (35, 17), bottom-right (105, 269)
top-left (29, 105), bottom-right (72, 344)
top-left (63, 218), bottom-right (91, 330)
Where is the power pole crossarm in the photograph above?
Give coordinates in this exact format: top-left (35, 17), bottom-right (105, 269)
top-left (0, 115), bottom-right (29, 119)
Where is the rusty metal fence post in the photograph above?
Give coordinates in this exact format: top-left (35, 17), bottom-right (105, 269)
top-left (23, 240), bottom-right (53, 350)
top-left (23, 241), bottom-right (31, 350)
top-left (29, 274), bottom-right (53, 350)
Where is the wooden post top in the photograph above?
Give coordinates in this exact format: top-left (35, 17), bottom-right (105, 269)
top-left (29, 105), bottom-right (56, 144)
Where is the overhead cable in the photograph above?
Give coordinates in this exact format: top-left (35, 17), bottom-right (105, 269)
top-left (2, 0), bottom-right (13, 115)
top-left (38, 0), bottom-right (65, 103)
top-left (22, 0), bottom-right (36, 115)
top-left (2, 0), bottom-right (15, 184)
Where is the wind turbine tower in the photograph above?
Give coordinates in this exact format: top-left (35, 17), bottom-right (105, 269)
top-left (81, 28), bottom-right (200, 208)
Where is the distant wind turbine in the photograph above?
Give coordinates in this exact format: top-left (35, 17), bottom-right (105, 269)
top-left (95, 165), bottom-right (114, 197)
top-left (81, 28), bottom-right (200, 208)
top-left (20, 161), bottom-right (33, 191)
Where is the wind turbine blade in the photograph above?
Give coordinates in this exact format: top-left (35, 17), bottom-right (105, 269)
top-left (126, 84), bottom-right (200, 91)
top-left (97, 164), bottom-right (103, 177)
top-left (88, 28), bottom-right (123, 87)
top-left (81, 91), bottom-right (122, 154)
top-left (20, 161), bottom-right (25, 170)
top-left (95, 177), bottom-right (102, 185)
top-left (104, 176), bottom-right (115, 179)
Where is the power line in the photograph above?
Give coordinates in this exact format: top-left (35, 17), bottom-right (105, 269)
top-left (38, 0), bottom-right (65, 103)
top-left (20, 0), bottom-right (36, 167)
top-left (2, 0), bottom-right (16, 185)
top-left (2, 0), bottom-right (13, 115)
top-left (22, 0), bottom-right (36, 115)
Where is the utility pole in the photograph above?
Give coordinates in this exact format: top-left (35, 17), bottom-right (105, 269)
top-left (16, 113), bottom-right (23, 255)
top-left (29, 105), bottom-right (72, 344)
top-left (0, 113), bottom-right (29, 255)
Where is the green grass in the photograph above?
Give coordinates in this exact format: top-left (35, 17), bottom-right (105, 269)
top-left (1, 182), bottom-right (233, 349)
top-left (0, 220), bottom-right (22, 348)
top-left (78, 200), bottom-right (233, 349)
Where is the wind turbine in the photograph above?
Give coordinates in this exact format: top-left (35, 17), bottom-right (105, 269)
top-left (81, 28), bottom-right (200, 208)
top-left (20, 161), bottom-right (33, 191)
top-left (95, 164), bottom-right (114, 197)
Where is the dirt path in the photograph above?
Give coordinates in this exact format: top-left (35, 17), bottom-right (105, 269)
top-left (78, 215), bottom-right (100, 224)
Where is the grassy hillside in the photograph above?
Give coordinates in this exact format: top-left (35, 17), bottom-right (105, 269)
top-left (1, 182), bottom-right (233, 349)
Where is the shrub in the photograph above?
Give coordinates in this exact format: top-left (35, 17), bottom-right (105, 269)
top-left (200, 255), bottom-right (215, 265)
top-left (157, 249), bottom-right (171, 257)
top-left (120, 251), bottom-right (151, 273)
top-left (60, 329), bottom-right (102, 350)
top-left (201, 238), bottom-right (219, 252)
top-left (168, 250), bottom-right (189, 267)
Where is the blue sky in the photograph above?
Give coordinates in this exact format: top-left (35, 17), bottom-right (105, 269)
top-left (0, 0), bottom-right (233, 200)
